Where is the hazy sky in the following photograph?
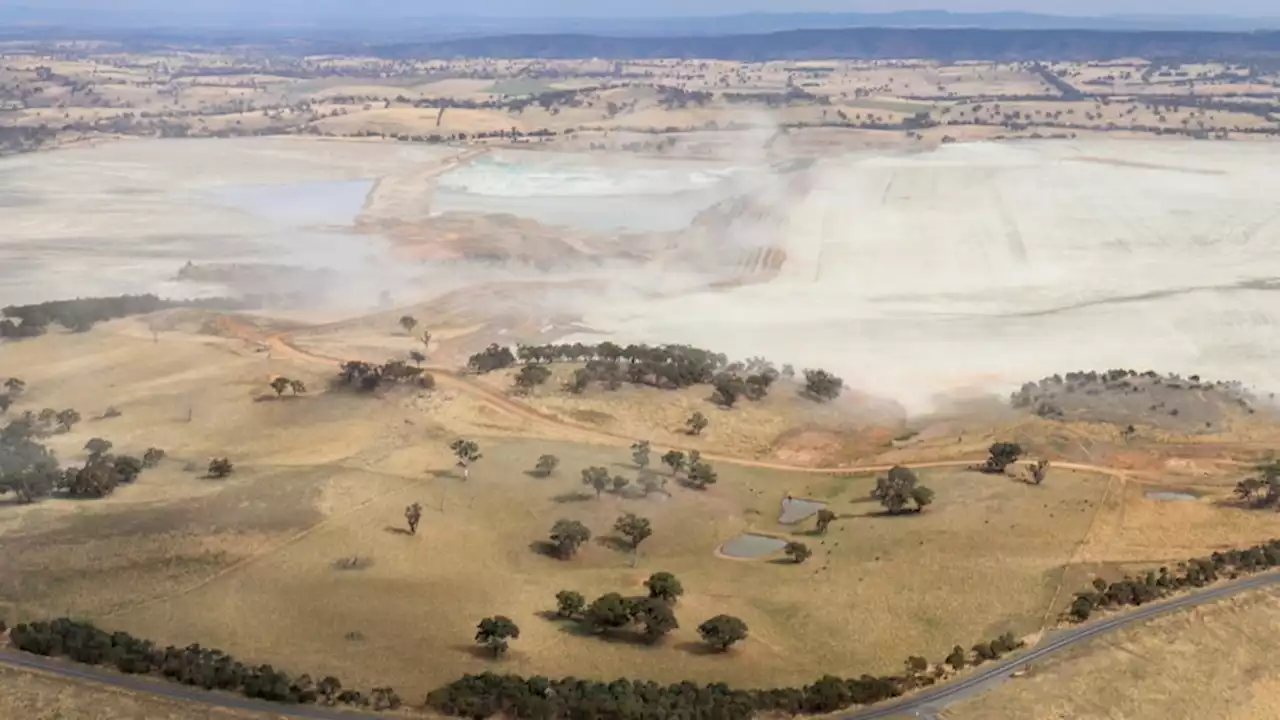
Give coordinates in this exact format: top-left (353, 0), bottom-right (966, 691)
top-left (16, 1), bottom-right (1279, 18)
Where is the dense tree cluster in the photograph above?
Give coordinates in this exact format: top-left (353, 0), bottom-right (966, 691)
top-left (0, 418), bottom-right (61, 503)
top-left (1069, 538), bottom-right (1280, 621)
top-left (0, 416), bottom-right (156, 502)
top-left (1010, 369), bottom-right (1252, 417)
top-left (7, 406), bottom-right (81, 435)
top-left (426, 669), bottom-right (904, 720)
top-left (9, 619), bottom-right (395, 709)
top-left (469, 341), bottom-right (838, 405)
top-left (336, 360), bottom-right (433, 393)
top-left (551, 575), bottom-right (693, 646)
top-left (1, 294), bottom-right (263, 339)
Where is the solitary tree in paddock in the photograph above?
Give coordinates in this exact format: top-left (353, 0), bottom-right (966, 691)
top-left (399, 316), bottom-right (417, 335)
top-left (815, 508), bottom-right (837, 534)
top-left (686, 411), bottom-right (709, 436)
top-left (533, 454), bottom-right (560, 477)
top-left (450, 439), bottom-right (482, 480)
top-left (475, 616), bottom-right (519, 658)
top-left (784, 541), bottom-right (812, 564)
top-left (207, 457), bottom-right (234, 478)
top-left (698, 614), bottom-right (749, 652)
top-left (549, 519), bottom-right (592, 559)
top-left (405, 502), bottom-right (423, 535)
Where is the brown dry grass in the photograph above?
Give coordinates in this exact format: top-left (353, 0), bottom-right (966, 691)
top-left (0, 666), bottom-right (273, 720)
top-left (943, 586), bottom-right (1280, 720)
top-left (4, 317), bottom-right (1280, 713)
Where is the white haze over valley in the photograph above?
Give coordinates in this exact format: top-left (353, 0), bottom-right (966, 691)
top-left (3, 136), bottom-right (1279, 413)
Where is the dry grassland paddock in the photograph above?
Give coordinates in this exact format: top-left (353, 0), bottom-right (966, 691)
top-left (944, 586), bottom-right (1280, 720)
top-left (0, 666), bottom-right (272, 720)
top-left (3, 313), bottom-right (1280, 711)
top-left (5, 52), bottom-right (1277, 160)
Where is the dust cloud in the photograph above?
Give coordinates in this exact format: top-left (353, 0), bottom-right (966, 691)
top-left (6, 135), bottom-right (1280, 415)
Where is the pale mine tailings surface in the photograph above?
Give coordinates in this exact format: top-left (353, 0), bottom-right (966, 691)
top-left (566, 139), bottom-right (1280, 412)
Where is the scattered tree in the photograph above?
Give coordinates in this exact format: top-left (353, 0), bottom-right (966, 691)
top-left (630, 440), bottom-right (651, 470)
top-left (289, 379), bottom-right (307, 396)
top-left (55, 409), bottom-right (80, 433)
top-left (661, 450), bottom-right (687, 476)
top-left (686, 411), bottom-right (708, 436)
top-left (467, 344), bottom-right (517, 374)
top-left (581, 466), bottom-right (611, 498)
top-left (815, 508), bottom-right (837, 534)
top-left (474, 616), bottom-right (519, 658)
top-left (141, 448), bottom-right (166, 468)
top-left (405, 502), bottom-right (423, 535)
top-left (873, 465), bottom-right (934, 514)
top-left (644, 572), bottom-right (684, 604)
top-left (584, 593), bottom-right (635, 633)
top-left (698, 615), bottom-right (748, 652)
top-left (549, 519), bottom-right (591, 559)
top-left (980, 442), bottom-right (1023, 474)
top-left (910, 485), bottom-right (935, 511)
top-left (614, 513), bottom-right (653, 558)
top-left (803, 369), bottom-right (844, 401)
top-left (409, 350), bottom-right (426, 367)
top-left (784, 541), bottom-right (812, 564)
top-left (555, 590), bottom-right (585, 619)
top-left (1029, 459), bottom-right (1050, 485)
top-left (686, 461), bottom-right (718, 490)
top-left (566, 368), bottom-right (591, 394)
top-left (533, 454), bottom-right (560, 478)
top-left (207, 457), bottom-right (233, 479)
top-left (399, 316), bottom-right (418, 335)
top-left (513, 364), bottom-right (552, 393)
top-left (4, 378), bottom-right (25, 396)
top-left (450, 439), bottom-right (482, 480)
top-left (634, 598), bottom-right (679, 643)
top-left (270, 376), bottom-right (290, 398)
top-left (711, 373), bottom-right (747, 407)
top-left (84, 437), bottom-right (112, 459)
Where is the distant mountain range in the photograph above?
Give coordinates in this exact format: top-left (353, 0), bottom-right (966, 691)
top-left (4, 8), bottom-right (1280, 62)
top-left (383, 28), bottom-right (1280, 63)
top-left (2, 8), bottom-right (1279, 38)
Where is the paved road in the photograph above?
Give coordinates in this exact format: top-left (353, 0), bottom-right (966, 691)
top-left (843, 570), bottom-right (1280, 720)
top-left (3, 572), bottom-right (1278, 720)
top-left (0, 647), bottom-right (379, 719)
